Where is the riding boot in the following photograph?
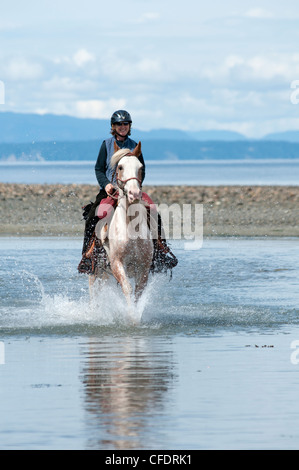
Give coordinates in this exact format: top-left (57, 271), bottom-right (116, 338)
top-left (150, 213), bottom-right (178, 273)
top-left (78, 189), bottom-right (108, 274)
top-left (78, 231), bottom-right (108, 275)
top-left (81, 190), bottom-right (106, 250)
top-left (151, 237), bottom-right (178, 273)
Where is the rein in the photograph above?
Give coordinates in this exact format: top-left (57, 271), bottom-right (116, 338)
top-left (108, 189), bottom-right (119, 200)
top-left (108, 176), bottom-right (142, 200)
top-left (116, 176), bottom-right (142, 191)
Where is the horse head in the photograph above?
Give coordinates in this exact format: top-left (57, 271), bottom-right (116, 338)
top-left (111, 142), bottom-right (143, 204)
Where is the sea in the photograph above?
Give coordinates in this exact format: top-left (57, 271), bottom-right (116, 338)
top-left (0, 237), bottom-right (299, 450)
top-left (0, 158), bottom-right (299, 186)
top-left (0, 152), bottom-right (299, 450)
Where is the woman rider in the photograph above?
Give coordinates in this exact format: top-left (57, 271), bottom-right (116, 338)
top-left (78, 110), bottom-right (177, 274)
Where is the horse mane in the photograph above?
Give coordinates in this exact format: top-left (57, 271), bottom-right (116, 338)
top-left (110, 149), bottom-right (133, 171)
top-left (109, 141), bottom-right (142, 171)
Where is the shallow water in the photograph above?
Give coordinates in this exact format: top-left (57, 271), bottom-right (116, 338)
top-left (0, 237), bottom-right (299, 449)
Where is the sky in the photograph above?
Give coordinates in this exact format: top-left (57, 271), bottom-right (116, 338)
top-left (1, 0), bottom-right (299, 137)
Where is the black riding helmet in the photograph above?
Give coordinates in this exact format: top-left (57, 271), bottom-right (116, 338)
top-left (111, 110), bottom-right (132, 125)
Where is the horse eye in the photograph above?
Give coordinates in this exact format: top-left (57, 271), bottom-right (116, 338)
top-left (118, 165), bottom-right (123, 171)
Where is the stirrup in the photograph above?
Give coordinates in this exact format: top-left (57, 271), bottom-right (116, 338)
top-left (78, 232), bottom-right (108, 275)
top-left (151, 239), bottom-right (178, 274)
top-left (78, 255), bottom-right (93, 274)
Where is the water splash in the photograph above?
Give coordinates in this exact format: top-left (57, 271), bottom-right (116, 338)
top-left (88, 275), bottom-right (161, 326)
top-left (1, 261), bottom-right (298, 335)
top-left (0, 270), bottom-right (161, 332)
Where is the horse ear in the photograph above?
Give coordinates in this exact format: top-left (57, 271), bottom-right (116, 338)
top-left (114, 141), bottom-right (120, 153)
top-left (132, 141), bottom-right (142, 157)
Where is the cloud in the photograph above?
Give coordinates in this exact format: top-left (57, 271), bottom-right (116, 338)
top-left (53, 48), bottom-right (96, 69)
top-left (74, 99), bottom-right (127, 119)
top-left (0, 80), bottom-right (4, 104)
top-left (2, 57), bottom-right (44, 81)
top-left (0, 21), bottom-right (20, 31)
top-left (100, 50), bottom-right (165, 84)
top-left (32, 98), bottom-right (127, 119)
top-left (1, 1), bottom-right (299, 138)
top-left (42, 76), bottom-right (96, 95)
top-left (73, 48), bottom-right (96, 67)
top-left (245, 8), bottom-right (273, 19)
top-left (135, 12), bottom-right (160, 23)
top-left (200, 53), bottom-right (299, 89)
top-left (2, 46), bottom-right (295, 139)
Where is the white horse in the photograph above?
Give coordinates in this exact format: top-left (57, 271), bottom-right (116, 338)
top-left (90, 142), bottom-right (154, 319)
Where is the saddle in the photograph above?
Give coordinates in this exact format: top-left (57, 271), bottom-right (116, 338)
top-left (77, 230), bottom-right (178, 276)
top-left (78, 198), bottom-right (178, 276)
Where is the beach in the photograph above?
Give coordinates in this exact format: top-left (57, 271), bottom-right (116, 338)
top-left (0, 182), bottom-right (298, 237)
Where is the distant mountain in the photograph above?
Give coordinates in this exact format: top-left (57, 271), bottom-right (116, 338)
top-left (137, 128), bottom-right (191, 140)
top-left (2, 139), bottom-right (299, 162)
top-left (1, 111), bottom-right (299, 146)
top-left (0, 111), bottom-right (248, 143)
top-left (263, 131), bottom-right (299, 142)
top-left (188, 130), bottom-right (246, 141)
top-left (0, 112), bottom-right (109, 143)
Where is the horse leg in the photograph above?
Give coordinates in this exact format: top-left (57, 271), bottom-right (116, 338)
top-left (134, 241), bottom-right (153, 302)
top-left (88, 266), bottom-right (109, 299)
top-left (110, 259), bottom-right (134, 315)
top-left (135, 269), bottom-right (150, 302)
top-left (88, 274), bottom-right (96, 299)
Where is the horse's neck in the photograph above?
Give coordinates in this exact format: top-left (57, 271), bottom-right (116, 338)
top-left (116, 193), bottom-right (135, 223)
top-left (116, 190), bottom-right (128, 213)
top-left (113, 191), bottom-right (129, 227)
top-left (114, 193), bottom-right (149, 239)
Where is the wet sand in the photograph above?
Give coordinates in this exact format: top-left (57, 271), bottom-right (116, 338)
top-left (0, 183), bottom-right (298, 237)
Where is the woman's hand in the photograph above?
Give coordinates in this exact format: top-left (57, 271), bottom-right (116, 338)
top-left (105, 183), bottom-right (115, 195)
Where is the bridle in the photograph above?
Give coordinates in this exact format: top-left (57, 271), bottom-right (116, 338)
top-left (110, 152), bottom-right (142, 197)
top-left (116, 175), bottom-right (142, 192)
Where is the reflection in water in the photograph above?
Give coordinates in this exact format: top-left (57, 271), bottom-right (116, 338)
top-left (80, 335), bottom-right (177, 450)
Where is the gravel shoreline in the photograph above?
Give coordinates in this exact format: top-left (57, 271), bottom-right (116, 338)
top-left (0, 183), bottom-right (298, 238)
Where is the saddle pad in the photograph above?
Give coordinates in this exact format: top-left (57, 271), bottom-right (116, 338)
top-left (96, 192), bottom-right (157, 220)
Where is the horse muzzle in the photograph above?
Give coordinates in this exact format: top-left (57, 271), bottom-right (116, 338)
top-left (117, 176), bottom-right (142, 203)
top-left (127, 187), bottom-right (142, 204)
